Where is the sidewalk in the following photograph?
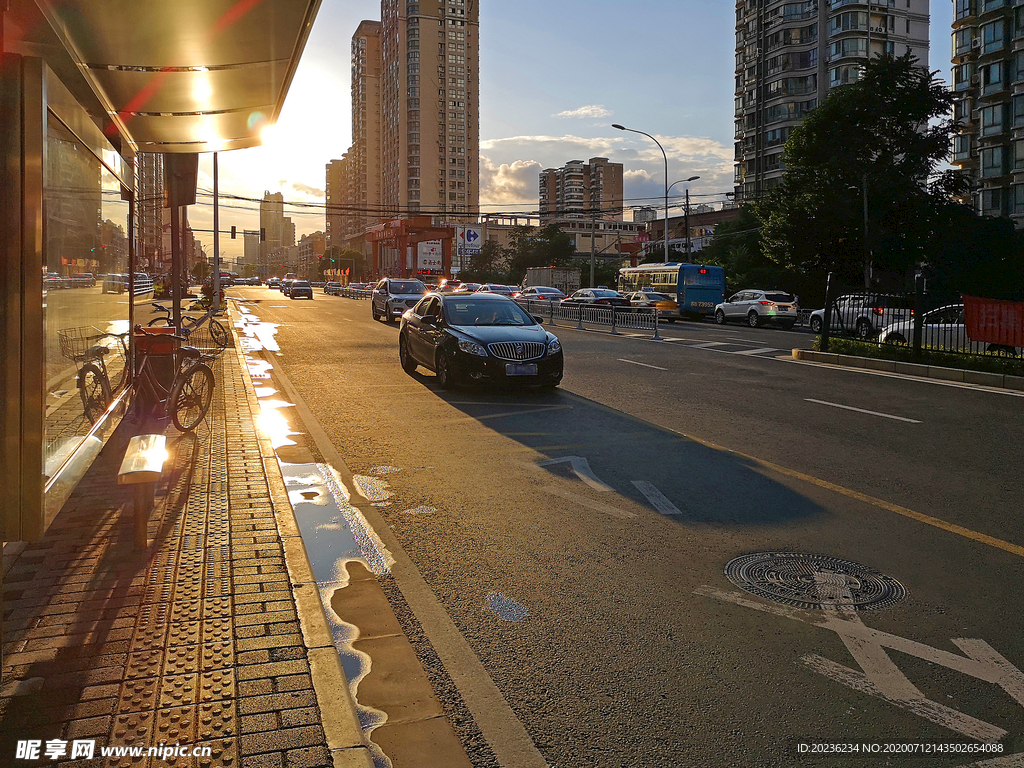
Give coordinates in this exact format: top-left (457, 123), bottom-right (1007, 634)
top-left (1, 334), bottom-right (372, 767)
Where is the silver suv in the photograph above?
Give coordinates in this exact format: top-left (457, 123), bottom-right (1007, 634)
top-left (809, 294), bottom-right (913, 339)
top-left (714, 289), bottom-right (799, 329)
top-left (371, 278), bottom-right (427, 323)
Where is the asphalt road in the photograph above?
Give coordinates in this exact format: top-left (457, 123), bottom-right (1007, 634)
top-left (233, 286), bottom-right (1024, 768)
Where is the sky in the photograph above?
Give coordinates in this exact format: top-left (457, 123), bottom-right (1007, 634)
top-left (195, 0), bottom-right (955, 264)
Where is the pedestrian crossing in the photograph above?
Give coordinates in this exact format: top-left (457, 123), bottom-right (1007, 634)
top-left (616, 332), bottom-right (786, 359)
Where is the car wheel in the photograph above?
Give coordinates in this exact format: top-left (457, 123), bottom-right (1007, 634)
top-left (435, 350), bottom-right (455, 389)
top-left (809, 315), bottom-right (823, 334)
top-left (747, 311), bottom-right (760, 328)
top-left (666, 318), bottom-right (676, 324)
top-left (371, 304), bottom-right (380, 320)
top-left (715, 309), bottom-right (726, 325)
top-left (884, 333), bottom-right (907, 345)
top-left (856, 319), bottom-right (873, 339)
top-left (399, 334), bottom-right (417, 374)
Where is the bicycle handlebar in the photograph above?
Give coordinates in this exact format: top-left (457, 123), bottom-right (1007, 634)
top-left (133, 324), bottom-right (187, 343)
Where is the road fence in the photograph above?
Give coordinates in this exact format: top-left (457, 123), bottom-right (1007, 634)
top-left (517, 299), bottom-right (664, 339)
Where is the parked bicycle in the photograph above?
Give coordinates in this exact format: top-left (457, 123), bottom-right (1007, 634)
top-left (148, 300), bottom-right (229, 351)
top-left (132, 325), bottom-right (216, 431)
top-left (57, 327), bottom-right (130, 423)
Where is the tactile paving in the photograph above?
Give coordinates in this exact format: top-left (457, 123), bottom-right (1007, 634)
top-left (199, 669), bottom-right (236, 703)
top-left (165, 621), bottom-right (202, 647)
top-left (154, 704), bottom-right (196, 744)
top-left (158, 672), bottom-right (199, 708)
top-left (201, 618), bottom-right (233, 644)
top-left (118, 677), bottom-right (159, 712)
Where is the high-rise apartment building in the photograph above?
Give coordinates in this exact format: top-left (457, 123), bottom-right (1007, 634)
top-left (137, 153), bottom-right (164, 273)
top-left (351, 21), bottom-right (382, 233)
top-left (538, 158), bottom-right (624, 222)
top-left (378, 0), bottom-right (479, 218)
top-left (260, 191), bottom-right (295, 275)
top-left (734, 0), bottom-right (929, 202)
top-left (950, 0), bottom-right (1024, 222)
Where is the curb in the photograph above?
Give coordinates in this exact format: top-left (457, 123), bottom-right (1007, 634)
top-left (226, 304), bottom-right (375, 768)
top-left (792, 348), bottom-right (1024, 391)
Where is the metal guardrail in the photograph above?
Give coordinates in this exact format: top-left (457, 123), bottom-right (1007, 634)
top-left (518, 299), bottom-right (664, 338)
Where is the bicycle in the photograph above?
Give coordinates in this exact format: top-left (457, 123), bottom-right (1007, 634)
top-left (148, 300), bottom-right (230, 351)
top-left (132, 325), bottom-right (216, 432)
top-left (57, 327), bottom-right (130, 423)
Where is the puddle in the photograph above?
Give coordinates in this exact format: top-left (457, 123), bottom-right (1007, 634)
top-left (401, 506), bottom-right (436, 515)
top-left (256, 398), bottom-right (299, 450)
top-left (245, 356), bottom-right (273, 380)
top-left (484, 592), bottom-right (529, 622)
top-left (252, 386), bottom-right (277, 398)
top-left (353, 475), bottom-right (393, 504)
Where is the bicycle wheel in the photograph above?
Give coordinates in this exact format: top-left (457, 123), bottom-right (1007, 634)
top-left (209, 318), bottom-right (229, 349)
top-left (105, 335), bottom-right (130, 395)
top-left (169, 362), bottom-right (214, 431)
top-left (78, 363), bottom-right (111, 423)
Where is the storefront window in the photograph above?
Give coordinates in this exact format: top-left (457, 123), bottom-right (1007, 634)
top-left (42, 116), bottom-right (131, 514)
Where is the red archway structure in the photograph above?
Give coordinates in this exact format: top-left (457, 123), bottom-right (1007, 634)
top-left (365, 216), bottom-right (456, 279)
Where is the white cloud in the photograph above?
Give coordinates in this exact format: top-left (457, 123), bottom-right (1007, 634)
top-left (554, 104), bottom-right (612, 119)
top-left (479, 157), bottom-right (542, 208)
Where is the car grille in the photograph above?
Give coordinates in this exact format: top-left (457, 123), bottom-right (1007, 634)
top-left (487, 341), bottom-right (545, 361)
top-left (406, 300), bottom-right (418, 307)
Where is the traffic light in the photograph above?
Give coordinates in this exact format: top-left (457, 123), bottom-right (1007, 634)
top-left (231, 226), bottom-right (237, 239)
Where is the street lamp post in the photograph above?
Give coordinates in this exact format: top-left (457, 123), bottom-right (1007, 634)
top-left (613, 123), bottom-right (670, 263)
top-left (667, 176), bottom-right (700, 258)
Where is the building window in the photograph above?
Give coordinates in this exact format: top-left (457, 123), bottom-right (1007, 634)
top-left (981, 104), bottom-right (1007, 136)
top-left (952, 134), bottom-right (972, 162)
top-left (982, 61), bottom-right (1005, 95)
top-left (981, 146), bottom-right (1006, 177)
top-left (977, 187), bottom-right (1004, 216)
top-left (1011, 184), bottom-right (1024, 214)
top-left (982, 20), bottom-right (1007, 55)
top-left (829, 11), bottom-right (867, 36)
top-left (955, 0), bottom-right (974, 21)
top-left (829, 65), bottom-right (862, 88)
top-left (1013, 94), bottom-right (1024, 126)
top-left (953, 63), bottom-right (974, 92)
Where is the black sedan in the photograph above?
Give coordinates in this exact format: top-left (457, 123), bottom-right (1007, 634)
top-left (399, 292), bottom-right (563, 389)
top-left (288, 280), bottom-right (314, 299)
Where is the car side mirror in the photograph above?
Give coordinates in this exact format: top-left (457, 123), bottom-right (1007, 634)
top-left (421, 314), bottom-right (438, 326)
top-left (533, 315), bottom-right (544, 324)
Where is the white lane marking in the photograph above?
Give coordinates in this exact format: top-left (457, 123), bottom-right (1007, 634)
top-left (786, 357), bottom-right (1024, 398)
top-left (540, 485), bottom-right (635, 519)
top-left (733, 347), bottom-right (779, 356)
top-left (631, 481), bottom-right (681, 516)
top-left (536, 455), bottom-right (613, 492)
top-left (618, 358), bottom-right (667, 371)
top-left (805, 398), bottom-right (921, 423)
top-left (697, 582), bottom-right (1024, 742)
top-left (689, 341), bottom-right (729, 348)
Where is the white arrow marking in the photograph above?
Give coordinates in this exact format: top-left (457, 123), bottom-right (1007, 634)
top-left (536, 456), bottom-right (613, 492)
top-left (697, 575), bottom-right (1024, 742)
top-left (632, 481), bottom-right (681, 516)
top-left (540, 485), bottom-right (635, 519)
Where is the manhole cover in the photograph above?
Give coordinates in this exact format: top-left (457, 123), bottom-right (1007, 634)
top-left (724, 552), bottom-right (907, 611)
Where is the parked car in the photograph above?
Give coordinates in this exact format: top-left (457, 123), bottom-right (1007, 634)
top-left (102, 273), bottom-right (128, 294)
top-left (561, 288), bottom-right (631, 310)
top-left (715, 289), bottom-right (799, 329)
top-left (809, 293), bottom-right (913, 338)
top-left (436, 278), bottom-right (462, 293)
top-left (371, 277), bottom-right (428, 322)
top-left (624, 291), bottom-right (680, 322)
top-left (398, 292), bottom-right (563, 389)
top-left (516, 286), bottom-right (566, 303)
top-left (71, 272), bottom-right (96, 287)
top-left (289, 280), bottom-right (313, 300)
top-left (478, 284), bottom-right (516, 296)
top-left (878, 303), bottom-right (1020, 356)
top-left (324, 281), bottom-right (342, 295)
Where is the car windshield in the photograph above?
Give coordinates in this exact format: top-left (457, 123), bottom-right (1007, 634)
top-left (764, 292), bottom-right (794, 302)
top-left (592, 290), bottom-right (621, 298)
top-left (643, 292), bottom-right (672, 301)
top-left (444, 299), bottom-right (535, 326)
top-left (391, 281), bottom-right (426, 294)
top-left (294, 281), bottom-right (310, 287)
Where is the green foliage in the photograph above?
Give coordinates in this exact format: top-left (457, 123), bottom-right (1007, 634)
top-left (572, 258), bottom-right (617, 289)
top-left (819, 336), bottom-right (1024, 377)
top-left (458, 239), bottom-right (509, 283)
top-left (505, 223), bottom-right (576, 282)
top-left (752, 53), bottom-right (963, 285)
top-left (190, 260), bottom-right (211, 281)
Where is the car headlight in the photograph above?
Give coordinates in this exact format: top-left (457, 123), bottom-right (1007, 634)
top-left (547, 337), bottom-right (561, 354)
top-left (458, 339), bottom-right (488, 357)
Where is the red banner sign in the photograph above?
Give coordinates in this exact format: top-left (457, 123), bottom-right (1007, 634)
top-left (963, 294), bottom-right (1024, 347)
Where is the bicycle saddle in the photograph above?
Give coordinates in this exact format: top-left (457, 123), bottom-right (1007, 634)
top-left (151, 302), bottom-right (170, 313)
top-left (179, 346), bottom-right (202, 360)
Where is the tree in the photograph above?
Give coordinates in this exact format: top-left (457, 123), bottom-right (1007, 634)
top-left (458, 239), bottom-right (508, 283)
top-left (753, 53), bottom-right (966, 287)
top-left (320, 246), bottom-right (365, 281)
top-left (505, 223), bottom-right (576, 282)
top-left (191, 260), bottom-right (211, 282)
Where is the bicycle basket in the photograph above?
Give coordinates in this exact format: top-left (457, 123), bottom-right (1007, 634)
top-left (57, 326), bottom-right (104, 361)
top-left (135, 327), bottom-right (180, 356)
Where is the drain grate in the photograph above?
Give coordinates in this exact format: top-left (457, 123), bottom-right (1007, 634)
top-left (724, 552), bottom-right (907, 611)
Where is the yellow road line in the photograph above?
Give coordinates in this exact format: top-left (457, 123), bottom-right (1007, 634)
top-left (561, 392), bottom-right (1024, 559)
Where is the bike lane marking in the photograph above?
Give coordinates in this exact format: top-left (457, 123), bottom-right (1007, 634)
top-left (805, 398), bottom-right (922, 424)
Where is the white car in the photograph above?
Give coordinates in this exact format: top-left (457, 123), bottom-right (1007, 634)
top-left (371, 277), bottom-right (428, 323)
top-left (878, 304), bottom-right (1020, 356)
top-left (809, 293), bottom-right (912, 338)
top-left (516, 286), bottom-right (566, 302)
top-left (715, 289), bottom-right (799, 329)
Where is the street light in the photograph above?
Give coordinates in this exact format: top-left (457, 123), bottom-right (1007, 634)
top-left (613, 123), bottom-right (671, 263)
top-left (669, 176), bottom-right (700, 257)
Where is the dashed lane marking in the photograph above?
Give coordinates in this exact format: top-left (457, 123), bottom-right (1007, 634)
top-left (805, 398), bottom-right (922, 424)
top-left (618, 358), bottom-right (668, 371)
top-left (631, 481), bottom-right (682, 516)
top-left (733, 346), bottom-right (780, 356)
